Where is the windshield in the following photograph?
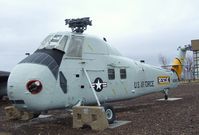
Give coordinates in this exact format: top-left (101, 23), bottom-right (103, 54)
top-left (66, 36), bottom-right (84, 58)
top-left (39, 34), bottom-right (68, 52)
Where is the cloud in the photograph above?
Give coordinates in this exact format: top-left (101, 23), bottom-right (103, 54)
top-left (0, 0), bottom-right (199, 70)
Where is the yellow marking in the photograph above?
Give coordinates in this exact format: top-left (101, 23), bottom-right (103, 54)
top-left (124, 87), bottom-right (128, 95)
top-left (171, 58), bottom-right (183, 80)
top-left (158, 76), bottom-right (170, 78)
top-left (112, 88), bottom-right (116, 96)
top-left (121, 81), bottom-right (128, 95)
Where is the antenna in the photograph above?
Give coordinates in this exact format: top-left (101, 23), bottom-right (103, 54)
top-left (65, 17), bottom-right (92, 33)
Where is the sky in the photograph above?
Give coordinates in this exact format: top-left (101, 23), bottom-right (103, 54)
top-left (0, 0), bottom-right (199, 71)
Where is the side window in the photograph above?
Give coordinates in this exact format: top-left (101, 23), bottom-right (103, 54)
top-left (39, 34), bottom-right (53, 49)
top-left (57, 36), bottom-right (68, 51)
top-left (66, 36), bottom-right (83, 58)
top-left (108, 69), bottom-right (115, 80)
top-left (41, 35), bottom-right (53, 46)
top-left (59, 71), bottom-right (67, 93)
top-left (51, 35), bottom-right (62, 42)
top-left (120, 69), bottom-right (127, 79)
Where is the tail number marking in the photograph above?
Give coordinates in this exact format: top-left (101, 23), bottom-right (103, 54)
top-left (158, 76), bottom-right (170, 85)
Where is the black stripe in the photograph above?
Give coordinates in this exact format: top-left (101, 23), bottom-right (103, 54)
top-left (19, 49), bottom-right (64, 79)
top-left (10, 100), bottom-right (25, 104)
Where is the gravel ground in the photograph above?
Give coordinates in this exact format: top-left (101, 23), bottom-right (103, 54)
top-left (0, 83), bottom-right (199, 135)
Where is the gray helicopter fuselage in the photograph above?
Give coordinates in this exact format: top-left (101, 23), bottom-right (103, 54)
top-left (7, 32), bottom-right (179, 112)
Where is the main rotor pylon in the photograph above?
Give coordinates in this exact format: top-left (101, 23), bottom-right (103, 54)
top-left (65, 17), bottom-right (92, 33)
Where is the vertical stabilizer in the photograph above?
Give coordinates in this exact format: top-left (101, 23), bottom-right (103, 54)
top-left (171, 45), bottom-right (192, 80)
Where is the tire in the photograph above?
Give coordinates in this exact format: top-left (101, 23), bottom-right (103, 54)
top-left (163, 89), bottom-right (169, 100)
top-left (164, 94), bottom-right (168, 100)
top-left (33, 112), bottom-right (41, 118)
top-left (103, 104), bottom-right (116, 124)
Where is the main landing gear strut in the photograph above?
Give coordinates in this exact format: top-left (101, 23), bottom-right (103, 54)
top-left (83, 68), bottom-right (116, 124)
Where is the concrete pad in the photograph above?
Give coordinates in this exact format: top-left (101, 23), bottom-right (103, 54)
top-left (38, 114), bottom-right (52, 118)
top-left (157, 98), bottom-right (182, 101)
top-left (109, 120), bottom-right (131, 129)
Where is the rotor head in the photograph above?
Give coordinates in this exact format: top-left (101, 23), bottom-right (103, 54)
top-left (65, 17), bottom-right (92, 33)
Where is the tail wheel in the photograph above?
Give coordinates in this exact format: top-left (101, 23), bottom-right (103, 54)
top-left (103, 104), bottom-right (116, 124)
top-left (164, 89), bottom-right (169, 100)
top-left (33, 112), bottom-right (41, 118)
top-left (164, 94), bottom-right (168, 100)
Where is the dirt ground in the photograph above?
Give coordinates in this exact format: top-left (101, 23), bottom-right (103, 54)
top-left (0, 83), bottom-right (199, 135)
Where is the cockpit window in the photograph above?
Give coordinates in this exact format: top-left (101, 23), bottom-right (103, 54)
top-left (39, 34), bottom-right (68, 52)
top-left (50, 35), bottom-right (62, 42)
top-left (66, 36), bottom-right (84, 58)
top-left (58, 36), bottom-right (68, 50)
top-left (41, 35), bottom-right (53, 46)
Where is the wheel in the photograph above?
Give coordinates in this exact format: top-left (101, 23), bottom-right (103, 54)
top-left (103, 104), bottom-right (116, 124)
top-left (164, 94), bottom-right (168, 100)
top-left (33, 112), bottom-right (41, 118)
top-left (163, 89), bottom-right (169, 100)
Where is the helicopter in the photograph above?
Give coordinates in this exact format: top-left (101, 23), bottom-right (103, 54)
top-left (7, 17), bottom-right (191, 124)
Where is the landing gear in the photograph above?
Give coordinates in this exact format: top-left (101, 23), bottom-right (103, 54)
top-left (103, 104), bottom-right (116, 124)
top-left (164, 89), bottom-right (169, 100)
top-left (164, 94), bottom-right (168, 100)
top-left (33, 112), bottom-right (41, 118)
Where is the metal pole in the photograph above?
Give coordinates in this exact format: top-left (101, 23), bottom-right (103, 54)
top-left (83, 68), bottom-right (101, 106)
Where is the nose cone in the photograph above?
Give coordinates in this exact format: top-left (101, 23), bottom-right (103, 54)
top-left (7, 63), bottom-right (56, 111)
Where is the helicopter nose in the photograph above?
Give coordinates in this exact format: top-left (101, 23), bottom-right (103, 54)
top-left (7, 63), bottom-right (56, 111)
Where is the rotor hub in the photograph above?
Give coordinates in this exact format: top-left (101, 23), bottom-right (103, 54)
top-left (65, 17), bottom-right (92, 33)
